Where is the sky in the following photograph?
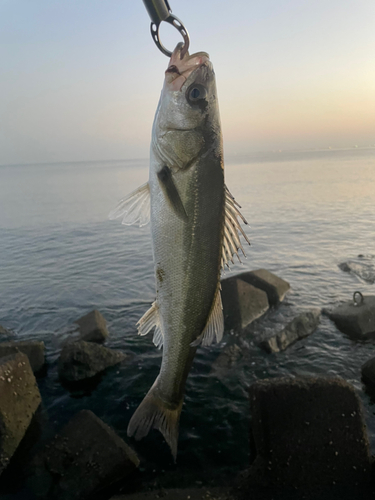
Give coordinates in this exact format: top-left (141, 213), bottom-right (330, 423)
top-left (1, 0), bottom-right (374, 165)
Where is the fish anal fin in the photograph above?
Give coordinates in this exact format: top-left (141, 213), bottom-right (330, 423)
top-left (191, 290), bottom-right (224, 347)
top-left (127, 378), bottom-right (182, 461)
top-left (157, 166), bottom-right (188, 221)
top-left (109, 182), bottom-right (150, 227)
top-left (137, 301), bottom-right (164, 349)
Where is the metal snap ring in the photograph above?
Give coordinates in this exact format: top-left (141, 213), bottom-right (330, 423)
top-left (353, 291), bottom-right (364, 306)
top-left (150, 14), bottom-right (190, 58)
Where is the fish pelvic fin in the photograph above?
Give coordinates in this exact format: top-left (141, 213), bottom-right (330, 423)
top-left (127, 379), bottom-right (182, 461)
top-left (137, 301), bottom-right (164, 349)
top-left (108, 182), bottom-right (150, 227)
top-left (191, 288), bottom-right (224, 347)
top-left (222, 185), bottom-right (251, 269)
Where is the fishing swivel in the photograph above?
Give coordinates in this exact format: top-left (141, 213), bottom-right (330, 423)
top-left (142, 0), bottom-right (190, 58)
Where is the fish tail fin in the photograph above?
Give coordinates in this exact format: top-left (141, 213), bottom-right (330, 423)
top-left (127, 379), bottom-right (182, 461)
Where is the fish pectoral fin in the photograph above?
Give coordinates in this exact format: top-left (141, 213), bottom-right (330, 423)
top-left (137, 301), bottom-right (164, 349)
top-left (109, 182), bottom-right (150, 227)
top-left (221, 185), bottom-right (251, 270)
top-left (157, 166), bottom-right (188, 222)
top-left (191, 290), bottom-right (224, 347)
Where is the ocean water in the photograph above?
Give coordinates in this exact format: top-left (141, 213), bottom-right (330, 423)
top-left (0, 148), bottom-right (375, 492)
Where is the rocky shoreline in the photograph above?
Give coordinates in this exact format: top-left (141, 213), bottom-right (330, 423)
top-left (1, 267), bottom-right (375, 499)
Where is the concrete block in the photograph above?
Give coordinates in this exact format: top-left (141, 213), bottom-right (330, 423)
top-left (236, 269), bottom-right (290, 306)
top-left (75, 309), bottom-right (109, 343)
top-left (29, 410), bottom-right (139, 500)
top-left (248, 377), bottom-right (371, 487)
top-left (259, 309), bottom-right (321, 353)
top-left (0, 341), bottom-right (45, 373)
top-left (221, 277), bottom-right (269, 330)
top-left (326, 294), bottom-right (375, 337)
top-left (0, 352), bottom-right (42, 475)
top-left (58, 340), bottom-right (126, 383)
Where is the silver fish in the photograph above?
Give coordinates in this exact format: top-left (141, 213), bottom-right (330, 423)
top-left (109, 43), bottom-right (249, 460)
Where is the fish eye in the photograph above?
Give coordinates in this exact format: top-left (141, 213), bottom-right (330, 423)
top-left (187, 84), bottom-right (207, 104)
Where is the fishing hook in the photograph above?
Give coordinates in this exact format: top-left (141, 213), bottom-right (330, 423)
top-left (142, 0), bottom-right (190, 58)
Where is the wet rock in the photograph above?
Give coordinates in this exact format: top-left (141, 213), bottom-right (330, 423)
top-left (325, 294), bottom-right (375, 338)
top-left (248, 377), bottom-right (371, 487)
top-left (0, 324), bottom-right (11, 336)
top-left (0, 352), bottom-right (42, 475)
top-left (339, 261), bottom-right (375, 284)
top-left (235, 269), bottom-right (290, 306)
top-left (58, 340), bottom-right (126, 383)
top-left (221, 277), bottom-right (269, 330)
top-left (0, 341), bottom-right (45, 373)
top-left (75, 309), bottom-right (109, 343)
top-left (259, 309), bottom-right (321, 353)
top-left (211, 343), bottom-right (242, 371)
top-left (29, 410), bottom-right (139, 500)
top-left (361, 357), bottom-right (375, 388)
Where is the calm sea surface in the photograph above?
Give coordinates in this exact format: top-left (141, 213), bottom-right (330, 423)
top-left (0, 148), bottom-right (375, 491)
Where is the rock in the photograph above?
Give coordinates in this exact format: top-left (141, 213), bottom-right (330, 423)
top-left (0, 341), bottom-right (45, 373)
top-left (0, 324), bottom-right (10, 336)
top-left (361, 357), bottom-right (375, 388)
top-left (221, 277), bottom-right (269, 330)
top-left (259, 309), bottom-right (321, 353)
top-left (111, 488), bottom-right (233, 500)
top-left (235, 269), bottom-right (290, 306)
top-left (75, 309), bottom-right (109, 343)
top-left (325, 294), bottom-right (375, 338)
top-left (248, 377), bottom-right (371, 487)
top-left (0, 352), bottom-right (42, 475)
top-left (211, 343), bottom-right (242, 371)
top-left (29, 410), bottom-right (139, 500)
top-left (339, 261), bottom-right (375, 284)
top-left (58, 340), bottom-right (126, 383)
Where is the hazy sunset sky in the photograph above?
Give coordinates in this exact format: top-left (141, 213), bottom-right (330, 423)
top-left (1, 0), bottom-right (374, 165)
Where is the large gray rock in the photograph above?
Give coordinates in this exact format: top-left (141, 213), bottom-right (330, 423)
top-left (29, 410), bottom-right (139, 500)
top-left (75, 309), bottom-right (109, 343)
top-left (325, 294), bottom-right (375, 337)
top-left (221, 277), bottom-right (269, 330)
top-left (58, 340), bottom-right (126, 382)
top-left (361, 357), bottom-right (375, 388)
top-left (248, 377), bottom-right (371, 487)
top-left (259, 309), bottom-right (321, 353)
top-left (339, 261), bottom-right (375, 284)
top-left (0, 352), bottom-right (42, 475)
top-left (235, 269), bottom-right (290, 306)
top-left (0, 341), bottom-right (45, 373)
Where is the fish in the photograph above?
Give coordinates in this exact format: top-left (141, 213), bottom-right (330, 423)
top-left (109, 43), bottom-right (250, 460)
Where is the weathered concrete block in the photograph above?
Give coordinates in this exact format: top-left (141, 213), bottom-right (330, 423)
top-left (248, 377), bottom-right (371, 487)
top-left (259, 309), bottom-right (321, 353)
top-left (361, 357), bottom-right (375, 388)
top-left (221, 277), bottom-right (269, 330)
top-left (75, 309), bottom-right (109, 343)
top-left (211, 343), bottom-right (242, 372)
top-left (0, 352), bottom-right (42, 475)
top-left (0, 341), bottom-right (45, 373)
top-left (236, 269), bottom-right (290, 307)
top-left (326, 295), bottom-right (375, 337)
top-left (58, 340), bottom-right (126, 382)
top-left (339, 261), bottom-right (375, 284)
top-left (29, 410), bottom-right (139, 500)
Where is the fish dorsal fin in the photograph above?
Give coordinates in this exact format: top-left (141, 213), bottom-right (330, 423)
top-left (191, 290), bottom-right (224, 347)
top-left (221, 185), bottom-right (251, 269)
top-left (157, 166), bottom-right (188, 221)
top-left (137, 301), bottom-right (164, 349)
top-left (109, 182), bottom-right (150, 227)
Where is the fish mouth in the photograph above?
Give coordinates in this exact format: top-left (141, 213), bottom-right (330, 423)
top-left (165, 43), bottom-right (211, 91)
